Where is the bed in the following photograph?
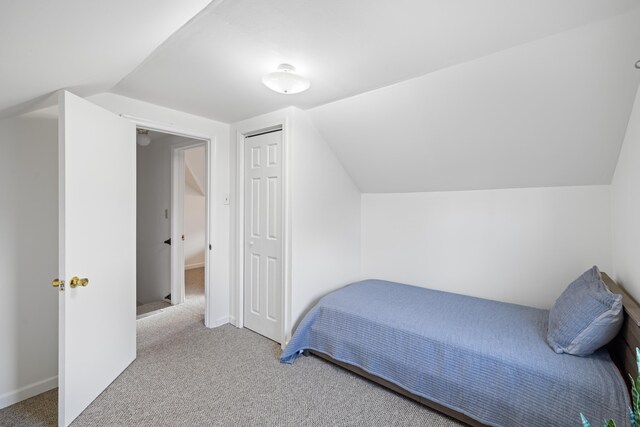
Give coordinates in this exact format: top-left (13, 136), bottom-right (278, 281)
top-left (281, 273), bottom-right (639, 427)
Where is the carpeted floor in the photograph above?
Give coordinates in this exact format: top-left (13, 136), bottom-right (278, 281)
top-left (136, 300), bottom-right (171, 316)
top-left (136, 267), bottom-right (205, 317)
top-left (0, 267), bottom-right (464, 426)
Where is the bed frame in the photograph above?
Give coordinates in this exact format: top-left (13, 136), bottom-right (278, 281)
top-left (603, 273), bottom-right (640, 394)
top-left (308, 272), bottom-right (640, 427)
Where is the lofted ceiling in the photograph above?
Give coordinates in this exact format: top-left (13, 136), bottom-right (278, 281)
top-left (184, 145), bottom-right (206, 197)
top-left (111, 0), bottom-right (640, 123)
top-left (2, 1), bottom-right (640, 192)
top-left (0, 0), bottom-right (211, 118)
top-left (308, 8), bottom-right (640, 192)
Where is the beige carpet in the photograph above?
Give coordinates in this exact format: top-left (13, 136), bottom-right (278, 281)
top-left (0, 267), bottom-right (464, 426)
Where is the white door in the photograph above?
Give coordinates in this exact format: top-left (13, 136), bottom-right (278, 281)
top-left (243, 130), bottom-right (283, 342)
top-left (57, 91), bottom-right (136, 427)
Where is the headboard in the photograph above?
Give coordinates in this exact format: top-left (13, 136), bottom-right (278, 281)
top-left (603, 272), bottom-right (640, 392)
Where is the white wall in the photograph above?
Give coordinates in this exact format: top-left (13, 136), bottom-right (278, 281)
top-left (89, 93), bottom-right (230, 326)
top-left (362, 186), bottom-right (612, 309)
top-left (184, 145), bottom-right (206, 269)
top-left (0, 110), bottom-right (59, 407)
top-left (289, 108), bottom-right (361, 331)
top-left (612, 84), bottom-right (640, 300)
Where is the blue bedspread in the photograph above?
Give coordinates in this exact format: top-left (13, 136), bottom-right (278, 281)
top-left (281, 280), bottom-right (630, 426)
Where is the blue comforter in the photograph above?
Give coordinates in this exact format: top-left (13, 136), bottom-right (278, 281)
top-left (281, 280), bottom-right (630, 426)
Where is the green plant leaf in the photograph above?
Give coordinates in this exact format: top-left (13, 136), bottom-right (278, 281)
top-left (580, 347), bottom-right (640, 426)
top-left (631, 375), bottom-right (640, 414)
top-left (636, 348), bottom-right (640, 413)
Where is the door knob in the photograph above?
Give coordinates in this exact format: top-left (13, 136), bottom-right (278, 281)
top-left (70, 276), bottom-right (89, 288)
top-left (52, 278), bottom-right (63, 287)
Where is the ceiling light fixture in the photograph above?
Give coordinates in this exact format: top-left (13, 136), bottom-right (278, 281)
top-left (137, 129), bottom-right (151, 147)
top-left (262, 64), bottom-right (310, 94)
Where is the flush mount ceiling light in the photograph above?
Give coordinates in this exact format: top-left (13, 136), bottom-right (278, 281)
top-left (262, 64), bottom-right (310, 94)
top-left (136, 129), bottom-right (151, 146)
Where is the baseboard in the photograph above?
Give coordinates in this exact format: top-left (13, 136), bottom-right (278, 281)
top-left (0, 376), bottom-right (58, 410)
top-left (185, 262), bottom-right (205, 270)
top-left (209, 316), bottom-right (229, 328)
top-left (229, 315), bottom-right (237, 326)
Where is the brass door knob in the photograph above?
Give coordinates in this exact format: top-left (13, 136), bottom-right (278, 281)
top-left (52, 278), bottom-right (62, 287)
top-left (70, 276), bottom-right (89, 288)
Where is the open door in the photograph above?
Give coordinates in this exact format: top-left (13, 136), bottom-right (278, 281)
top-left (56, 91), bottom-right (136, 426)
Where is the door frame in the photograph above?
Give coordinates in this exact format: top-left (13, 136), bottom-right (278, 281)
top-left (170, 139), bottom-right (207, 310)
top-left (124, 115), bottom-right (216, 328)
top-left (233, 117), bottom-right (291, 346)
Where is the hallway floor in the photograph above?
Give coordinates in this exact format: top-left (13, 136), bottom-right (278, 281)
top-left (136, 267), bottom-right (204, 317)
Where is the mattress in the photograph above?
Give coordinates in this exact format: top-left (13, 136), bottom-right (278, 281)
top-left (281, 280), bottom-right (630, 426)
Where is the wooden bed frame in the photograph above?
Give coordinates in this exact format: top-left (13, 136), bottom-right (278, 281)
top-left (308, 272), bottom-right (640, 427)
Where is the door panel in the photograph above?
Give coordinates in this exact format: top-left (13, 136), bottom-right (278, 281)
top-left (58, 91), bottom-right (136, 427)
top-left (243, 130), bottom-right (283, 342)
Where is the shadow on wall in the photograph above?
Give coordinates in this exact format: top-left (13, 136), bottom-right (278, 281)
top-left (0, 113), bottom-right (58, 404)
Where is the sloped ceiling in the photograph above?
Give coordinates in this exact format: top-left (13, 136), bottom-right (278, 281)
top-left (308, 8), bottom-right (640, 192)
top-left (0, 0), bottom-right (211, 118)
top-left (2, 1), bottom-right (639, 192)
top-left (112, 0), bottom-right (639, 123)
top-left (184, 145), bottom-right (206, 196)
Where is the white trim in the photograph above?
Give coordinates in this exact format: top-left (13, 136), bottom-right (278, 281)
top-left (123, 115), bottom-right (217, 329)
top-left (170, 140), bottom-right (210, 326)
top-left (0, 376), bottom-right (58, 410)
top-left (120, 114), bottom-right (210, 141)
top-left (171, 148), bottom-right (186, 306)
top-left (185, 262), bottom-right (205, 270)
top-left (210, 316), bottom-right (230, 328)
top-left (231, 110), bottom-right (292, 348)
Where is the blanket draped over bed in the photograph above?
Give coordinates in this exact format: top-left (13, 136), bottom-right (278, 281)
top-left (281, 280), bottom-right (630, 427)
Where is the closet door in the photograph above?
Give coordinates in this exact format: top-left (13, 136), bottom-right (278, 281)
top-left (243, 130), bottom-right (283, 343)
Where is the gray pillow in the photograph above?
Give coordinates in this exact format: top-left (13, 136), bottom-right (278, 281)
top-left (547, 266), bottom-right (623, 356)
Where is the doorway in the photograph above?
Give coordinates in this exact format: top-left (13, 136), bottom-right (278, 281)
top-left (180, 144), bottom-right (207, 312)
top-left (135, 128), bottom-right (209, 320)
